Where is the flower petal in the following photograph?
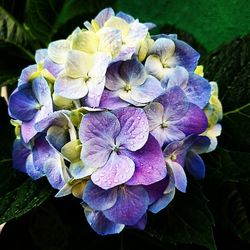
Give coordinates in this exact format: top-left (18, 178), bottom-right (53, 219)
top-left (173, 39), bottom-right (200, 72)
top-left (174, 103), bottom-right (208, 135)
top-left (103, 185), bottom-right (149, 225)
top-left (95, 8), bottom-right (115, 27)
top-left (48, 39), bottom-right (70, 64)
top-left (131, 75), bottom-right (163, 103)
top-left (83, 180), bottom-right (118, 210)
top-left (79, 111), bottom-right (120, 168)
top-left (35, 49), bottom-right (48, 63)
top-left (54, 75), bottom-right (88, 99)
top-left (115, 107), bottom-right (149, 151)
top-left (185, 151), bottom-right (206, 179)
top-left (144, 102), bottom-right (164, 130)
top-left (84, 209), bottom-right (124, 235)
top-left (91, 153), bottom-right (135, 189)
top-left (124, 134), bottom-right (167, 185)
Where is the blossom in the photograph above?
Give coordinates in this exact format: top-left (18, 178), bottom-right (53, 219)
top-left (145, 37), bottom-right (200, 81)
top-left (54, 50), bottom-right (111, 107)
top-left (100, 59), bottom-right (163, 109)
top-left (79, 107), bottom-right (167, 189)
top-left (144, 86), bottom-right (208, 146)
top-left (12, 135), bottom-right (67, 189)
top-left (8, 76), bottom-right (53, 142)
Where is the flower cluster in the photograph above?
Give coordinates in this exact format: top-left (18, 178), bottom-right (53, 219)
top-left (8, 8), bottom-right (222, 235)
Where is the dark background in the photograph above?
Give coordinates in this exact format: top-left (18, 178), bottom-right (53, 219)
top-left (0, 0), bottom-right (249, 249)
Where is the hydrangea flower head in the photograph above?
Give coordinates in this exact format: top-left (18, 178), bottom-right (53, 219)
top-left (8, 8), bottom-right (222, 235)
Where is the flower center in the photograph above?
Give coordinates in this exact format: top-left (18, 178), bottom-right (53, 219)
top-left (84, 74), bottom-right (91, 83)
top-left (161, 121), bottom-right (168, 128)
top-left (124, 84), bottom-right (132, 92)
top-left (170, 154), bottom-right (177, 161)
top-left (113, 144), bottom-right (120, 152)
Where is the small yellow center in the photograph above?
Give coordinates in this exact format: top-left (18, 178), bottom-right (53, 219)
top-left (161, 121), bottom-right (168, 128)
top-left (124, 84), bottom-right (132, 92)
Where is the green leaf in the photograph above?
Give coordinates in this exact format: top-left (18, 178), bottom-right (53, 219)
top-left (0, 6), bottom-right (34, 61)
top-left (25, 0), bottom-right (115, 45)
top-left (115, 0), bottom-right (250, 52)
top-left (146, 181), bottom-right (216, 250)
top-left (0, 173), bottom-right (52, 224)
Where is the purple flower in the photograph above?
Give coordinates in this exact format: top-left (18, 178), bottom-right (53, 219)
top-left (145, 37), bottom-right (199, 81)
top-left (79, 107), bottom-right (167, 189)
top-left (163, 135), bottom-right (210, 192)
top-left (12, 135), bottom-right (67, 189)
top-left (100, 59), bottom-right (163, 109)
top-left (144, 86), bottom-right (208, 146)
top-left (162, 66), bottom-right (211, 109)
top-left (8, 76), bottom-right (53, 143)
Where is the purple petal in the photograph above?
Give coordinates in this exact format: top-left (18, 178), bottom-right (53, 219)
top-left (44, 58), bottom-right (64, 77)
top-left (114, 107), bottom-right (149, 151)
top-left (130, 214), bottom-right (147, 230)
top-left (149, 189), bottom-right (175, 213)
top-left (169, 161), bottom-right (187, 192)
top-left (12, 139), bottom-right (31, 173)
top-left (84, 209), bottom-right (124, 235)
top-left (106, 62), bottom-right (125, 91)
top-left (113, 47), bottom-right (136, 62)
top-left (150, 125), bottom-right (185, 146)
top-left (91, 153), bottom-right (135, 189)
top-left (99, 89), bottom-right (129, 110)
top-left (103, 185), bottom-right (149, 225)
top-left (124, 134), bottom-right (167, 185)
top-left (54, 75), bottom-right (88, 99)
top-left (143, 177), bottom-right (168, 204)
top-left (191, 136), bottom-right (210, 154)
top-left (84, 78), bottom-right (105, 107)
top-left (185, 151), bottom-right (206, 179)
top-left (25, 154), bottom-right (45, 180)
top-left (144, 102), bottom-right (164, 130)
top-left (83, 180), bottom-right (117, 210)
top-left (33, 136), bottom-right (64, 189)
top-left (8, 86), bottom-right (38, 121)
top-left (183, 73), bottom-right (211, 108)
top-left (156, 86), bottom-right (189, 121)
top-left (21, 120), bottom-right (38, 143)
top-left (79, 111), bottom-right (120, 168)
top-left (173, 39), bottom-right (200, 72)
top-left (119, 59), bottom-right (146, 86)
top-left (131, 76), bottom-right (163, 103)
top-left (95, 8), bottom-right (115, 27)
top-left (174, 103), bottom-right (208, 135)
top-left (150, 38), bottom-right (175, 61)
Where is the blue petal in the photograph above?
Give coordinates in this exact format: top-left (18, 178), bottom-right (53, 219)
top-left (12, 139), bottom-right (31, 173)
top-left (184, 73), bottom-right (211, 108)
top-left (84, 209), bottom-right (124, 235)
top-left (83, 180), bottom-right (118, 211)
top-left (116, 11), bottom-right (134, 23)
top-left (103, 185), bottom-right (149, 225)
top-left (185, 151), bottom-right (206, 179)
top-left (129, 214), bottom-right (147, 230)
top-left (8, 85), bottom-right (39, 121)
top-left (173, 39), bottom-right (200, 72)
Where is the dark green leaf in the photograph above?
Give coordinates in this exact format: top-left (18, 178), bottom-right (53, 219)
top-left (146, 181), bottom-right (216, 250)
top-left (0, 175), bottom-right (53, 224)
top-left (0, 6), bottom-right (34, 60)
top-left (115, 0), bottom-right (250, 52)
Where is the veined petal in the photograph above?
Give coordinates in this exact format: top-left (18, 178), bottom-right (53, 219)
top-left (48, 39), bottom-right (70, 64)
top-left (91, 153), bottom-right (135, 189)
top-left (103, 185), bottom-right (149, 225)
top-left (115, 107), bottom-right (149, 151)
